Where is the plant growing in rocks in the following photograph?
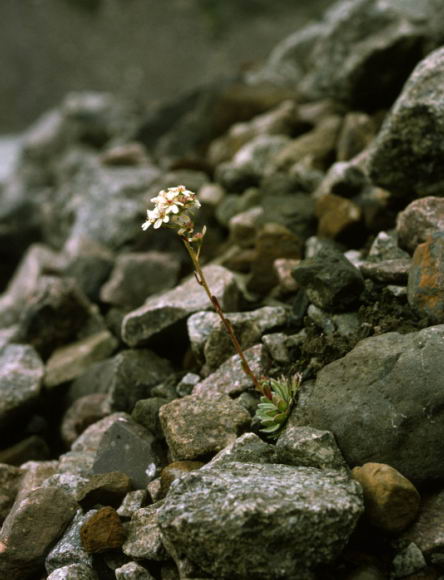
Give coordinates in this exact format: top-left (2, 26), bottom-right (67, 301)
top-left (142, 184), bottom-right (298, 436)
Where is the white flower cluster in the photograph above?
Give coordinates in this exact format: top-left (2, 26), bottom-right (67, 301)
top-left (142, 185), bottom-right (201, 237)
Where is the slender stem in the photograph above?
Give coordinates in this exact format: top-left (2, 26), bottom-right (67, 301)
top-left (182, 237), bottom-right (266, 395)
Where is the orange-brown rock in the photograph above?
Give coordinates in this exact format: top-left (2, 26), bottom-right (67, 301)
top-left (407, 233), bottom-right (444, 323)
top-left (80, 506), bottom-right (126, 553)
top-left (352, 463), bottom-right (420, 533)
top-left (316, 193), bottom-right (362, 240)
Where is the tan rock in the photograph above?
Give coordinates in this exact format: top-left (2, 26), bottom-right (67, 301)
top-left (316, 193), bottom-right (362, 239)
top-left (351, 462), bottom-right (420, 533)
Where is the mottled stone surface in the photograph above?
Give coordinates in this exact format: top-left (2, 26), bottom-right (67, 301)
top-left (121, 265), bottom-right (241, 347)
top-left (159, 394), bottom-right (251, 461)
top-left (47, 563), bottom-right (98, 580)
top-left (76, 472), bottom-right (132, 510)
top-left (408, 233), bottom-right (444, 323)
top-left (158, 462), bottom-right (363, 579)
top-left (159, 461), bottom-right (205, 498)
top-left (352, 463), bottom-right (420, 533)
top-left (0, 464), bottom-right (22, 524)
top-left (122, 504), bottom-right (168, 561)
top-left (401, 489), bottom-right (444, 559)
top-left (369, 47), bottom-right (444, 196)
top-left (115, 561), bottom-right (155, 580)
top-left (205, 432), bottom-right (276, 468)
top-left (0, 344), bottom-right (44, 426)
top-left (292, 325), bottom-right (444, 484)
top-left (61, 394), bottom-right (110, 447)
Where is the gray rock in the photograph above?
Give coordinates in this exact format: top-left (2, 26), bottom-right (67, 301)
top-left (59, 413), bottom-right (129, 476)
top-left (0, 435), bottom-right (50, 465)
top-left (76, 471), bottom-right (131, 510)
top-left (369, 46), bottom-right (444, 196)
top-left (391, 542), bottom-right (426, 578)
top-left (359, 258), bottom-right (411, 284)
top-left (176, 372), bottom-right (200, 398)
top-left (0, 344), bottom-right (44, 427)
top-left (45, 509), bottom-right (94, 575)
top-left (188, 306), bottom-right (287, 371)
top-left (159, 394), bottom-right (251, 461)
top-left (0, 486), bottom-right (78, 580)
top-left (158, 462), bottom-right (363, 579)
top-left (397, 196), bottom-right (444, 254)
top-left (262, 332), bottom-right (291, 364)
top-left (131, 397), bottom-right (168, 439)
top-left (256, 0), bottom-right (442, 110)
top-left (122, 265), bottom-right (240, 347)
top-left (61, 394), bottom-right (111, 447)
top-left (367, 230), bottom-right (409, 261)
top-left (292, 325), bottom-right (444, 484)
top-left (192, 344), bottom-right (271, 397)
top-left (47, 563), bottom-right (98, 580)
top-left (292, 247), bottom-right (364, 311)
top-left (16, 276), bottom-right (93, 359)
top-left (100, 251), bottom-right (180, 310)
top-left (41, 473), bottom-right (90, 499)
top-left (117, 489), bottom-right (147, 519)
top-left (123, 504), bottom-right (168, 561)
top-left (108, 349), bottom-right (173, 413)
top-left (0, 464), bottom-right (22, 524)
top-left (115, 561), bottom-right (155, 580)
top-left (92, 416), bottom-right (160, 489)
top-left (401, 488), bottom-right (444, 561)
top-left (205, 432), bottom-right (276, 468)
top-left (276, 423), bottom-right (348, 472)
top-left (44, 330), bottom-right (118, 388)
top-left (216, 134), bottom-right (290, 190)
top-left (13, 460), bottom-right (59, 505)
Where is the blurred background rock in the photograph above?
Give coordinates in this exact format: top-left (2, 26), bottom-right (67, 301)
top-left (0, 0), bottom-right (333, 133)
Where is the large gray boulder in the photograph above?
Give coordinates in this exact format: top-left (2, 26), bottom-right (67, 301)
top-left (369, 46), bottom-right (444, 196)
top-left (293, 325), bottom-right (444, 485)
top-left (251, 0), bottom-right (444, 110)
top-left (158, 461), bottom-right (363, 579)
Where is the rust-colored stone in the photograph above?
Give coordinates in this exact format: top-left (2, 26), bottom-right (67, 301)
top-left (80, 506), bottom-right (126, 553)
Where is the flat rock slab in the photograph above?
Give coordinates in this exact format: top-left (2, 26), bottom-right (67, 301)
top-left (293, 324), bottom-right (444, 485)
top-left (122, 264), bottom-right (241, 347)
top-left (158, 462), bottom-right (363, 579)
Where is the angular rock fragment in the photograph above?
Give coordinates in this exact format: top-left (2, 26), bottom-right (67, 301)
top-left (159, 394), bottom-right (251, 461)
top-left (122, 265), bottom-right (240, 347)
top-left (158, 462), bottom-right (363, 579)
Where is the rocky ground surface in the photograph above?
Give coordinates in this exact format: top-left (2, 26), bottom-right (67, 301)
top-left (1, 1), bottom-right (444, 579)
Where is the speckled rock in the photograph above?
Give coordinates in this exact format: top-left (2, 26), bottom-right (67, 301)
top-left (276, 423), bottom-right (348, 472)
top-left (292, 325), bottom-right (444, 484)
top-left (47, 563), bottom-right (98, 580)
top-left (158, 462), bottom-right (363, 579)
top-left (0, 344), bottom-right (44, 427)
top-left (115, 561), bottom-right (155, 580)
top-left (121, 265), bottom-right (240, 347)
top-left (44, 330), bottom-right (118, 388)
top-left (117, 489), bottom-right (147, 519)
top-left (0, 486), bottom-right (78, 579)
top-left (360, 258), bottom-right (411, 284)
top-left (159, 461), bottom-right (205, 498)
top-left (100, 251), bottom-right (180, 310)
top-left (205, 432), bottom-right (276, 468)
top-left (192, 344), bottom-right (271, 398)
top-left (397, 197), bottom-right (444, 254)
top-left (80, 506), bottom-right (126, 554)
top-left (159, 393), bottom-right (251, 461)
top-left (122, 504), bottom-right (168, 561)
top-left (45, 509), bottom-right (94, 575)
top-left (408, 232), bottom-right (444, 323)
top-left (369, 47), bottom-right (444, 197)
top-left (391, 542), bottom-right (427, 578)
top-left (352, 463), bottom-right (420, 533)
